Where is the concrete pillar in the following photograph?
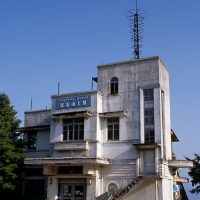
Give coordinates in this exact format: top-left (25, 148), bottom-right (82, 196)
top-left (86, 178), bottom-right (95, 200)
top-left (47, 177), bottom-right (58, 200)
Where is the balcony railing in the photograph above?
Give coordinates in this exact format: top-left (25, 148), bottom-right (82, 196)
top-left (96, 176), bottom-right (143, 200)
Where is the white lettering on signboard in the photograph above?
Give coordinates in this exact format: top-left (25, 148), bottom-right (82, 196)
top-left (56, 95), bottom-right (91, 109)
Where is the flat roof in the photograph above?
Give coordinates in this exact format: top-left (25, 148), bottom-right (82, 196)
top-left (24, 109), bottom-right (51, 114)
top-left (51, 90), bottom-right (102, 99)
top-left (97, 56), bottom-right (168, 71)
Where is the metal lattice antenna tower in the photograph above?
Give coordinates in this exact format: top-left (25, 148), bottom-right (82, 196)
top-left (127, 0), bottom-right (145, 59)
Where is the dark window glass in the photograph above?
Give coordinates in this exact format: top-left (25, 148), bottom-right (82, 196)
top-left (143, 89), bottom-right (154, 101)
top-left (110, 77), bottom-right (118, 95)
top-left (63, 118), bottom-right (84, 141)
top-left (74, 185), bottom-right (84, 197)
top-left (145, 128), bottom-right (155, 144)
top-left (144, 108), bottom-right (154, 125)
top-left (25, 168), bottom-right (43, 176)
top-left (27, 131), bottom-right (37, 150)
top-left (58, 166), bottom-right (83, 174)
top-left (143, 88), bottom-right (155, 144)
top-left (107, 118), bottom-right (119, 141)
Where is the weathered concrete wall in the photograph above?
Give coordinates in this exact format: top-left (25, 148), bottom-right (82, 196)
top-left (24, 109), bottom-right (51, 127)
top-left (103, 159), bottom-right (137, 192)
top-left (158, 60), bottom-right (172, 160)
top-left (120, 179), bottom-right (156, 200)
top-left (37, 130), bottom-right (50, 150)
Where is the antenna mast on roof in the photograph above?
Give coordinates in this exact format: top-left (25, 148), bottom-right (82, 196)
top-left (58, 82), bottom-right (60, 95)
top-left (30, 97), bottom-right (33, 111)
top-left (127, 0), bottom-right (145, 59)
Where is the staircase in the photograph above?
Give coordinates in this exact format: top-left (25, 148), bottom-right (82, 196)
top-left (96, 176), bottom-right (143, 200)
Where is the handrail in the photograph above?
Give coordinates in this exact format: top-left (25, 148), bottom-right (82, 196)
top-left (96, 176), bottom-right (143, 200)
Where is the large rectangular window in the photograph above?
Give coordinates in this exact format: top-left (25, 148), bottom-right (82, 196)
top-left (63, 118), bottom-right (84, 141)
top-left (107, 118), bottom-right (119, 141)
top-left (140, 150), bottom-right (155, 175)
top-left (143, 89), bottom-right (155, 144)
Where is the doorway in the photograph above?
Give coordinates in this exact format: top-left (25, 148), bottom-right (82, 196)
top-left (140, 150), bottom-right (155, 175)
top-left (59, 179), bottom-right (86, 200)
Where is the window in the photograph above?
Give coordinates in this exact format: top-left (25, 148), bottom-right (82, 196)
top-left (143, 88), bottom-right (154, 101)
top-left (108, 183), bottom-right (118, 193)
top-left (144, 108), bottom-right (154, 125)
top-left (143, 89), bottom-right (155, 144)
top-left (145, 128), bottom-right (155, 144)
top-left (27, 131), bottom-right (37, 150)
top-left (63, 118), bottom-right (84, 141)
top-left (140, 150), bottom-right (155, 175)
top-left (58, 166), bottom-right (83, 174)
top-left (107, 118), bottom-right (119, 141)
top-left (110, 77), bottom-right (118, 95)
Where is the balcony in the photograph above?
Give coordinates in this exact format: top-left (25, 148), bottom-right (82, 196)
top-left (168, 160), bottom-right (193, 168)
top-left (53, 141), bottom-right (88, 151)
top-left (25, 157), bottom-right (109, 166)
top-left (133, 142), bottom-right (160, 149)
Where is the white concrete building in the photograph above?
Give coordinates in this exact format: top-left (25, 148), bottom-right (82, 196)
top-left (22, 56), bottom-right (193, 200)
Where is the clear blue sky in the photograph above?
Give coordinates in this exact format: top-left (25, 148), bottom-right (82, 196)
top-left (0, 0), bottom-right (200, 198)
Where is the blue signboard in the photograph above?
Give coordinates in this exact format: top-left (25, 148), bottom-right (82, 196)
top-left (56, 95), bottom-right (91, 110)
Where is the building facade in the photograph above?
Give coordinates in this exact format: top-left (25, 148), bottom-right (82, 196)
top-left (22, 56), bottom-right (193, 200)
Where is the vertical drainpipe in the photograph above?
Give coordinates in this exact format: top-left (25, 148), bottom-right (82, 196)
top-left (155, 180), bottom-right (158, 200)
top-left (136, 157), bottom-right (140, 177)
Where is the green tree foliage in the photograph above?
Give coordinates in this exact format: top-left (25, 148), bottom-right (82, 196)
top-left (0, 93), bottom-right (24, 190)
top-left (187, 154), bottom-right (200, 195)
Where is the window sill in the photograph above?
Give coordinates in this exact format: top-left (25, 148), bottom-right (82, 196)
top-left (107, 94), bottom-right (119, 97)
top-left (99, 110), bottom-right (128, 118)
top-left (105, 140), bottom-right (120, 143)
top-left (133, 143), bottom-right (160, 149)
top-left (53, 141), bottom-right (88, 151)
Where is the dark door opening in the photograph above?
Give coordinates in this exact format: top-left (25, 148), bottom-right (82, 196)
top-left (58, 179), bottom-right (86, 200)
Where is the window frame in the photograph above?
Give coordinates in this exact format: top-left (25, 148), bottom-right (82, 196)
top-left (143, 88), bottom-right (155, 144)
top-left (140, 150), bottom-right (155, 175)
top-left (110, 77), bottom-right (119, 95)
top-left (63, 118), bottom-right (84, 141)
top-left (144, 108), bottom-right (154, 125)
top-left (27, 131), bottom-right (37, 150)
top-left (143, 88), bottom-right (154, 102)
top-left (107, 118), bottom-right (119, 141)
top-left (144, 127), bottom-right (155, 144)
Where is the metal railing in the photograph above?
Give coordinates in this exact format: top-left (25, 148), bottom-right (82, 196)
top-left (96, 176), bottom-right (143, 200)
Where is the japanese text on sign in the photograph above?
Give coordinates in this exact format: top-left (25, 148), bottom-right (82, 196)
top-left (56, 95), bottom-right (91, 109)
